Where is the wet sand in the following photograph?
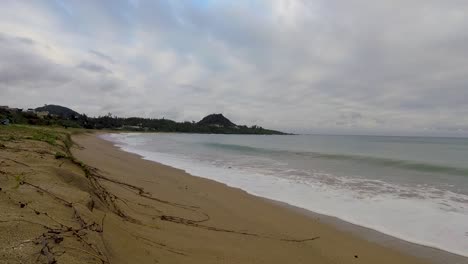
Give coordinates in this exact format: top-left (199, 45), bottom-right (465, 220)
top-left (273, 200), bottom-right (468, 264)
top-left (72, 133), bottom-right (435, 264)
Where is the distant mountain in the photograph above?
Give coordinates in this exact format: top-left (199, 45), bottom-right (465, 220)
top-left (11, 105), bottom-right (287, 134)
top-left (35, 104), bottom-right (80, 118)
top-left (198, 114), bottom-right (237, 127)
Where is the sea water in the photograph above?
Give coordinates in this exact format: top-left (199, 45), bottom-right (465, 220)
top-left (102, 133), bottom-right (468, 257)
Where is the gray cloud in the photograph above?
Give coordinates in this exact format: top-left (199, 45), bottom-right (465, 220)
top-left (0, 34), bottom-right (35, 46)
top-left (89, 50), bottom-right (116, 64)
top-left (0, 34), bottom-right (70, 87)
top-left (1, 1), bottom-right (468, 136)
top-left (14, 36), bottom-right (35, 45)
top-left (77, 61), bottom-right (112, 74)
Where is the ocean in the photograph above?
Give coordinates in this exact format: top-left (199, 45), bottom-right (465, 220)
top-left (102, 133), bottom-right (468, 257)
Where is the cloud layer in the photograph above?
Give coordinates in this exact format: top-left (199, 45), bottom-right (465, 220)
top-left (1, 0), bottom-right (468, 136)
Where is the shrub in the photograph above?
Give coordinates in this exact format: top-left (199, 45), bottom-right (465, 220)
top-left (55, 152), bottom-right (67, 159)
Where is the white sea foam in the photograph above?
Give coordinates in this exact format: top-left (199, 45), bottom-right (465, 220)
top-left (102, 133), bottom-right (468, 257)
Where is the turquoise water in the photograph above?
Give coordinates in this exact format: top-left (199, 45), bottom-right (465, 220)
top-left (104, 133), bottom-right (468, 257)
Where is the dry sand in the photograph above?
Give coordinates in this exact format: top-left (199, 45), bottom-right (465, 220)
top-left (0, 128), bottom-right (432, 263)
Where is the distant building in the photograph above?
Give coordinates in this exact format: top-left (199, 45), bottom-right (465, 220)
top-left (36, 111), bottom-right (49, 118)
top-left (26, 108), bottom-right (35, 113)
top-left (0, 106), bottom-right (21, 112)
top-left (120, 125), bottom-right (142, 130)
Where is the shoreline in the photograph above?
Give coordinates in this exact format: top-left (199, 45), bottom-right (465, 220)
top-left (102, 132), bottom-right (468, 264)
top-left (102, 132), bottom-right (468, 263)
top-left (271, 200), bottom-right (468, 264)
top-left (1, 125), bottom-right (457, 263)
top-left (72, 133), bottom-right (429, 263)
top-left (94, 132), bottom-right (467, 263)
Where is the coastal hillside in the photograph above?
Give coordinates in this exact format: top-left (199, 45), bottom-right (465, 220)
top-left (198, 114), bottom-right (237, 127)
top-left (35, 104), bottom-right (80, 118)
top-left (1, 105), bottom-right (287, 135)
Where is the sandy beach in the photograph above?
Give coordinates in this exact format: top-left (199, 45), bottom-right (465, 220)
top-left (0, 127), bottom-right (435, 263)
top-left (4, 1), bottom-right (468, 262)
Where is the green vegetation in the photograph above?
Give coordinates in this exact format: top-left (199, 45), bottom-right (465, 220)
top-left (0, 124), bottom-right (92, 182)
top-left (55, 152), bottom-right (67, 159)
top-left (30, 130), bottom-right (59, 145)
top-left (13, 174), bottom-right (24, 189)
top-left (1, 105), bottom-right (289, 135)
top-left (0, 124), bottom-right (83, 148)
top-left (35, 104), bottom-right (80, 118)
top-left (198, 114), bottom-right (236, 127)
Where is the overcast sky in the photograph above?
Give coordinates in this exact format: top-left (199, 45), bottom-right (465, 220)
top-left (1, 0), bottom-right (468, 136)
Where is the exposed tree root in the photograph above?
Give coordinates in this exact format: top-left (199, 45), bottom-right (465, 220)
top-left (280, 236), bottom-right (320, 242)
top-left (159, 215), bottom-right (320, 243)
top-left (61, 246), bottom-right (108, 262)
top-left (160, 215), bottom-right (259, 236)
top-left (37, 236), bottom-right (55, 264)
top-left (22, 181), bottom-right (72, 207)
top-left (91, 172), bottom-right (199, 210)
top-left (132, 235), bottom-right (187, 256)
top-left (0, 145), bottom-right (53, 155)
top-left (0, 219), bottom-right (58, 230)
top-left (81, 159), bottom-right (320, 245)
top-left (0, 155), bottom-right (31, 167)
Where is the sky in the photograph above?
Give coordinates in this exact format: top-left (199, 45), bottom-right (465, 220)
top-left (1, 0), bottom-right (468, 136)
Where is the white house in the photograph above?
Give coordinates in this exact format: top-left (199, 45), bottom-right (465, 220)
top-left (36, 111), bottom-right (49, 118)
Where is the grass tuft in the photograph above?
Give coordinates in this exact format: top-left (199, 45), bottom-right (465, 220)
top-left (13, 174), bottom-right (24, 189)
